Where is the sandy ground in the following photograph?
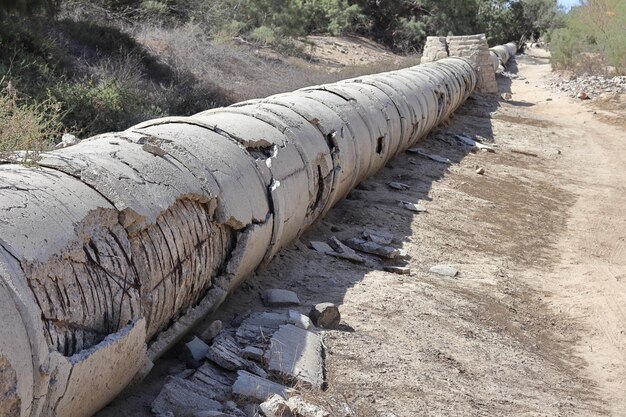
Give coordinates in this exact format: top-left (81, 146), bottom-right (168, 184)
top-left (96, 51), bottom-right (626, 416)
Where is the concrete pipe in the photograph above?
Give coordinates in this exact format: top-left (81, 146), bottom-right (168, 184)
top-left (0, 57), bottom-right (476, 417)
top-left (489, 41), bottom-right (518, 70)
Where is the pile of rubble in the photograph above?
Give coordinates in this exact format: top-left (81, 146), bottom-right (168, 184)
top-left (152, 294), bottom-right (342, 417)
top-left (549, 74), bottom-right (626, 99)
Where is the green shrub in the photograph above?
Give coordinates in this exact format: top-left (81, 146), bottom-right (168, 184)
top-left (248, 25), bottom-right (277, 45)
top-left (0, 83), bottom-right (63, 162)
top-left (550, 0), bottom-right (625, 74)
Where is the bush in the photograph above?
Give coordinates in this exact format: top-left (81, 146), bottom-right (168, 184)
top-left (550, 0), bottom-right (625, 74)
top-left (0, 83), bottom-right (63, 162)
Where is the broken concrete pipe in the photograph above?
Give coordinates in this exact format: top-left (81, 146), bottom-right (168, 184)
top-left (489, 41), bottom-right (518, 71)
top-left (0, 56), bottom-right (476, 417)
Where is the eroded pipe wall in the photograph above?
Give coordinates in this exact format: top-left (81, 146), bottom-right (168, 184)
top-left (0, 57), bottom-right (477, 417)
top-left (489, 41), bottom-right (518, 71)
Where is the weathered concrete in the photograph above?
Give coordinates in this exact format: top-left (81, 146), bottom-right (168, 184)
top-left (0, 53), bottom-right (486, 417)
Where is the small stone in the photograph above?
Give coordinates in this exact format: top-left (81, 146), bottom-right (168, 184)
top-left (199, 320), bottom-right (223, 344)
top-left (262, 289), bottom-right (300, 307)
top-left (309, 303), bottom-right (341, 329)
top-left (476, 167), bottom-right (485, 175)
top-left (398, 201), bottom-right (427, 213)
top-left (288, 310), bottom-right (313, 330)
top-left (388, 182), bottom-right (410, 191)
top-left (241, 346), bottom-right (265, 362)
top-left (383, 266), bottom-right (411, 275)
top-left (183, 336), bottom-right (210, 369)
top-left (345, 238), bottom-right (400, 259)
top-left (546, 98), bottom-right (553, 101)
top-left (259, 394), bottom-right (295, 417)
top-left (429, 264), bottom-right (459, 277)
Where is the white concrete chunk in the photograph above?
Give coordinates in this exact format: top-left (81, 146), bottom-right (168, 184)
top-left (267, 324), bottom-right (324, 389)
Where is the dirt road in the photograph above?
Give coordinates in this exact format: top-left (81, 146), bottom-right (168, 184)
top-left (96, 52), bottom-right (626, 416)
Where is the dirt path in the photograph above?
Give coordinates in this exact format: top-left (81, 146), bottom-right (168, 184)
top-left (96, 53), bottom-right (626, 417)
top-left (517, 52), bottom-right (626, 415)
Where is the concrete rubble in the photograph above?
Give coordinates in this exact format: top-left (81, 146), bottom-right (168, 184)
top-left (549, 74), bottom-right (626, 99)
top-left (0, 36), bottom-right (516, 417)
top-left (429, 264), bottom-right (459, 277)
top-left (149, 297), bottom-right (334, 416)
top-left (262, 290), bottom-right (301, 307)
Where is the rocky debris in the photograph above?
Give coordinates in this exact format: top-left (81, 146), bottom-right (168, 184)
top-left (152, 376), bottom-right (224, 417)
top-left (429, 264), bottom-right (459, 277)
top-left (267, 324), bottom-right (324, 389)
top-left (549, 74), bottom-right (626, 99)
top-left (476, 167), bottom-right (485, 175)
top-left (310, 239), bottom-right (365, 263)
top-left (207, 333), bottom-right (267, 378)
top-left (286, 396), bottom-right (330, 417)
top-left (189, 363), bottom-right (233, 401)
top-left (454, 134), bottom-right (495, 152)
top-left (142, 142), bottom-right (168, 157)
top-left (262, 289), bottom-right (301, 307)
top-left (259, 394), bottom-right (294, 417)
top-left (309, 303), bottom-right (341, 329)
top-left (388, 181), bottom-right (410, 191)
top-left (151, 304), bottom-right (333, 417)
top-left (288, 310), bottom-right (313, 330)
top-left (398, 200), bottom-right (427, 213)
top-left (406, 147), bottom-right (451, 164)
top-left (241, 346), bottom-right (265, 362)
top-left (345, 237), bottom-right (400, 258)
top-left (232, 370), bottom-right (292, 402)
top-left (199, 320), bottom-right (224, 344)
top-left (328, 236), bottom-right (367, 263)
top-left (362, 229), bottom-right (397, 245)
top-left (184, 336), bottom-right (211, 368)
top-left (383, 266), bottom-right (412, 275)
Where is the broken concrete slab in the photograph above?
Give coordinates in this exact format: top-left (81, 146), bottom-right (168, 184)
top-left (151, 376), bottom-right (223, 417)
top-left (267, 325), bottom-right (324, 388)
top-left (345, 238), bottom-right (400, 259)
top-left (429, 264), bottom-right (459, 277)
top-left (206, 333), bottom-right (267, 378)
top-left (328, 236), bottom-right (366, 263)
top-left (311, 239), bottom-right (365, 264)
top-left (262, 289), bottom-right (301, 307)
top-left (288, 310), bottom-right (313, 330)
top-left (286, 396), bottom-right (330, 417)
top-left (184, 336), bottom-right (210, 368)
top-left (189, 362), bottom-right (233, 402)
top-left (232, 370), bottom-right (292, 402)
top-left (259, 394), bottom-right (295, 417)
top-left (383, 266), bottom-right (412, 275)
top-left (241, 346), bottom-right (265, 362)
top-left (309, 303), bottom-right (341, 329)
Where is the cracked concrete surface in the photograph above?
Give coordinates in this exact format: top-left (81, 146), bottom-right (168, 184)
top-left (0, 55), bottom-right (487, 417)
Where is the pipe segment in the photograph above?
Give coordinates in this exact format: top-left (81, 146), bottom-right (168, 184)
top-left (0, 57), bottom-right (476, 417)
top-left (489, 41), bottom-right (518, 71)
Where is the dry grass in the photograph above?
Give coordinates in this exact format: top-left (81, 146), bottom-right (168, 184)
top-left (0, 82), bottom-right (63, 163)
